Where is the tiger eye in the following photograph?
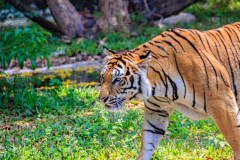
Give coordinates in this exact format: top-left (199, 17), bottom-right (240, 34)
top-left (116, 78), bottom-right (121, 81)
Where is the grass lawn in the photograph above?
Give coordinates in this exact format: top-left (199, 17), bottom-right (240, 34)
top-left (0, 85), bottom-right (234, 159)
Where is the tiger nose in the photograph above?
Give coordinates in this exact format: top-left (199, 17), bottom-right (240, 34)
top-left (99, 96), bottom-right (109, 103)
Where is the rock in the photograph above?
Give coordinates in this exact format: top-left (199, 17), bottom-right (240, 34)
top-left (162, 13), bottom-right (196, 26)
top-left (61, 35), bottom-right (69, 40)
top-left (53, 51), bottom-right (65, 57)
top-left (6, 13), bottom-right (15, 19)
top-left (93, 55), bottom-right (101, 60)
top-left (153, 20), bottom-right (167, 29)
top-left (0, 18), bottom-right (30, 27)
top-left (64, 39), bottom-right (72, 44)
top-left (130, 31), bottom-right (140, 38)
top-left (69, 57), bottom-right (76, 60)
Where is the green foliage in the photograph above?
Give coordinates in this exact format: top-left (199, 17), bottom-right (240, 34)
top-left (0, 84), bottom-right (233, 159)
top-left (0, 28), bottom-right (52, 70)
top-left (207, 0), bottom-right (235, 9)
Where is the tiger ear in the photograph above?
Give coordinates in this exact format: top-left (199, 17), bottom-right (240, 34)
top-left (137, 51), bottom-right (151, 69)
top-left (103, 46), bottom-right (117, 56)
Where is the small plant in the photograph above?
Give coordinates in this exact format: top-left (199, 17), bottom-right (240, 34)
top-left (0, 28), bottom-right (51, 71)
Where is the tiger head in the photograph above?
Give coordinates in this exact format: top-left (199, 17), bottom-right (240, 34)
top-left (99, 46), bottom-right (152, 112)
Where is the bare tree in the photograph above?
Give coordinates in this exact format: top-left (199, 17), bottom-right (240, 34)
top-left (6, 0), bottom-right (62, 34)
top-left (46, 0), bottom-right (84, 37)
top-left (97, 0), bottom-right (130, 31)
top-left (144, 0), bottom-right (199, 19)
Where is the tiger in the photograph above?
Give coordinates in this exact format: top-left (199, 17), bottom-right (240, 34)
top-left (98, 22), bottom-right (240, 160)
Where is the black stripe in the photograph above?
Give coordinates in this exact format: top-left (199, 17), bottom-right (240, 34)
top-left (125, 67), bottom-right (130, 76)
top-left (129, 93), bottom-right (137, 100)
top-left (220, 72), bottom-right (230, 87)
top-left (137, 74), bottom-right (142, 93)
top-left (149, 41), bottom-right (154, 45)
top-left (203, 89), bottom-right (207, 113)
top-left (122, 75), bottom-right (135, 92)
top-left (161, 69), bottom-right (169, 97)
top-left (195, 31), bottom-right (208, 51)
top-left (124, 56), bottom-right (133, 62)
top-left (144, 120), bottom-right (165, 135)
top-left (237, 125), bottom-right (240, 127)
top-left (152, 95), bottom-right (169, 103)
top-left (226, 26), bottom-right (240, 42)
top-left (216, 31), bottom-right (237, 98)
top-left (151, 86), bottom-right (169, 103)
top-left (171, 30), bottom-right (210, 88)
top-left (223, 28), bottom-right (240, 70)
top-left (128, 53), bottom-right (134, 58)
top-left (187, 29), bottom-right (197, 41)
top-left (152, 87), bottom-right (169, 103)
top-left (143, 50), bottom-right (164, 59)
top-left (166, 74), bottom-right (178, 101)
top-left (164, 33), bottom-right (186, 52)
top-left (147, 143), bottom-right (155, 149)
top-left (156, 46), bottom-right (169, 56)
top-left (201, 50), bottom-right (218, 90)
top-left (146, 100), bottom-right (169, 116)
top-left (157, 114), bottom-right (168, 117)
top-left (148, 42), bottom-right (169, 56)
top-left (114, 57), bottom-right (126, 65)
top-left (147, 99), bottom-right (160, 107)
top-left (207, 32), bottom-right (222, 60)
top-left (115, 68), bottom-right (120, 76)
top-left (162, 40), bottom-right (177, 53)
top-left (192, 84), bottom-right (196, 109)
top-left (149, 66), bottom-right (166, 87)
top-left (173, 53), bottom-right (186, 98)
top-left (134, 48), bottom-right (140, 51)
top-left (202, 33), bottom-right (214, 53)
top-left (144, 104), bottom-right (169, 116)
top-left (139, 51), bottom-right (151, 60)
top-left (143, 130), bottom-right (165, 135)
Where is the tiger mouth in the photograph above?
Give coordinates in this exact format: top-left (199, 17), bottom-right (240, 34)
top-left (105, 104), bottom-right (112, 108)
top-left (105, 98), bottom-right (125, 109)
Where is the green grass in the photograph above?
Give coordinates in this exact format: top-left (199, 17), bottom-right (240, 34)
top-left (0, 84), bottom-right (233, 159)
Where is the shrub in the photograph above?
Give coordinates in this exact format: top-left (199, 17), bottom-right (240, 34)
top-left (0, 28), bottom-right (51, 71)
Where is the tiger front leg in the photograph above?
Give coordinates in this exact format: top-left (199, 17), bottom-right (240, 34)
top-left (207, 96), bottom-right (240, 160)
top-left (136, 104), bottom-right (173, 160)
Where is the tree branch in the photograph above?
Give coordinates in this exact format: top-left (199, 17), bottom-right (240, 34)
top-left (6, 0), bottom-right (63, 34)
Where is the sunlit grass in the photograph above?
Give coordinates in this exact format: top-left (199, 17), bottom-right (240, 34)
top-left (0, 85), bottom-right (234, 159)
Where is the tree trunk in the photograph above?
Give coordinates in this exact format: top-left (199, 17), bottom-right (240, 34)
top-left (144, 0), bottom-right (200, 19)
top-left (97, 0), bottom-right (130, 31)
top-left (6, 0), bottom-right (62, 34)
top-left (47, 0), bottom-right (84, 37)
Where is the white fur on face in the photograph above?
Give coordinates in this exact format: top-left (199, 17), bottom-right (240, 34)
top-left (101, 65), bottom-right (108, 76)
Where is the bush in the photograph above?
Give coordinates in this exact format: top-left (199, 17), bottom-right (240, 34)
top-left (0, 28), bottom-right (52, 71)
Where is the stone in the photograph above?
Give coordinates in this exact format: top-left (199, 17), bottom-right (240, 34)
top-left (162, 13), bottom-right (196, 26)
